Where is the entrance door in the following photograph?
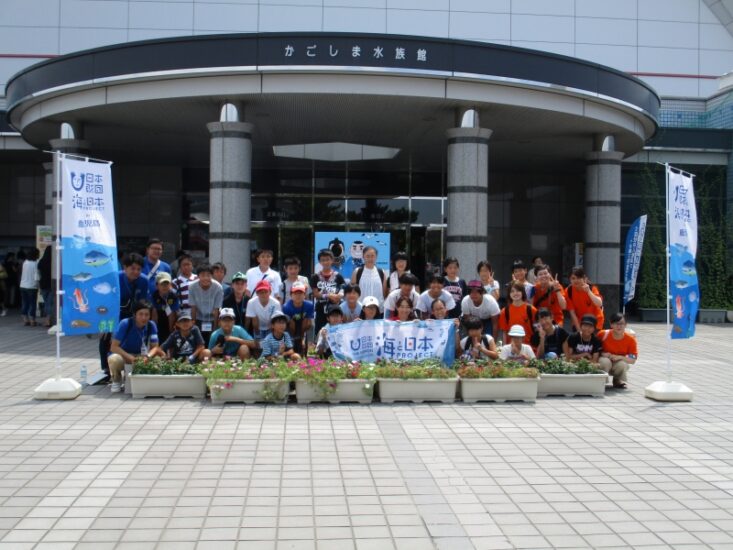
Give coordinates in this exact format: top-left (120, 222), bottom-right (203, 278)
top-left (411, 225), bottom-right (444, 287)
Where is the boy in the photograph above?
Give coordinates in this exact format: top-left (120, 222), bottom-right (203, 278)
top-left (280, 256), bottom-right (310, 303)
top-left (209, 307), bottom-right (255, 359)
top-left (441, 257), bottom-right (466, 319)
top-left (563, 314), bottom-right (602, 363)
top-left (531, 307), bottom-right (569, 359)
top-left (188, 264), bottom-right (223, 344)
top-left (416, 276), bottom-right (456, 320)
top-left (282, 281), bottom-right (314, 356)
top-left (340, 284), bottom-right (363, 322)
top-left (245, 279), bottom-right (281, 341)
top-left (459, 315), bottom-right (498, 360)
top-left (158, 310), bottom-right (209, 363)
top-left (245, 249), bottom-right (282, 297)
top-left (383, 273), bottom-right (420, 319)
top-left (316, 305), bottom-right (343, 358)
top-left (172, 253), bottom-right (198, 309)
top-left (212, 262), bottom-right (232, 300)
top-left (222, 271), bottom-right (249, 328)
top-left (260, 312), bottom-right (301, 360)
top-left (310, 249), bottom-right (345, 334)
top-left (108, 300), bottom-right (160, 393)
top-left (150, 272), bottom-right (180, 344)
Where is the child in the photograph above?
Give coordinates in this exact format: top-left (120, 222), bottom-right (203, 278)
top-left (384, 273), bottom-right (420, 319)
top-left (498, 282), bottom-right (537, 345)
top-left (340, 284), bottom-right (363, 322)
top-left (461, 279), bottom-right (500, 337)
top-left (245, 248), bottom-right (282, 298)
top-left (417, 276), bottom-right (455, 320)
top-left (310, 249), bottom-right (345, 334)
top-left (477, 260), bottom-right (501, 301)
top-left (150, 272), bottom-right (180, 344)
top-left (316, 305), bottom-right (343, 358)
top-left (245, 280), bottom-right (281, 341)
top-left (158, 311), bottom-right (210, 363)
top-left (565, 266), bottom-right (604, 332)
top-left (260, 311), bottom-right (300, 360)
top-left (499, 324), bottom-right (536, 363)
top-left (172, 254), bottom-right (198, 309)
top-left (506, 259), bottom-right (534, 300)
top-left (282, 282), bottom-right (315, 356)
top-left (280, 256), bottom-right (310, 303)
top-left (360, 296), bottom-right (380, 320)
top-left (459, 315), bottom-right (498, 360)
top-left (563, 314), bottom-right (602, 364)
top-left (441, 257), bottom-right (466, 319)
top-left (388, 251), bottom-right (413, 293)
top-left (208, 307), bottom-right (255, 360)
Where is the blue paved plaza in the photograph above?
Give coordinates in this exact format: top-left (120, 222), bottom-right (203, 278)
top-left (0, 317), bottom-right (732, 550)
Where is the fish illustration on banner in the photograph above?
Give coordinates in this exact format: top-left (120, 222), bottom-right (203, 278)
top-left (667, 169), bottom-right (699, 339)
top-left (60, 158), bottom-right (119, 336)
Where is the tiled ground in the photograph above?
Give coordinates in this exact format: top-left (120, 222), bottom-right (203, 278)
top-left (0, 314), bottom-right (732, 550)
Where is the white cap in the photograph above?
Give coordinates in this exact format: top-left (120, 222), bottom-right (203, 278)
top-left (219, 307), bottom-right (236, 319)
top-left (507, 324), bottom-right (526, 337)
top-left (362, 296), bottom-right (380, 308)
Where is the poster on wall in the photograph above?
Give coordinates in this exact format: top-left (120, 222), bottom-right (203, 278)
top-left (60, 157), bottom-right (119, 336)
top-left (314, 232), bottom-right (390, 279)
top-left (36, 225), bottom-right (53, 252)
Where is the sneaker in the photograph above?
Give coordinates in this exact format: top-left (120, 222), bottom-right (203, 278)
top-left (110, 382), bottom-right (122, 393)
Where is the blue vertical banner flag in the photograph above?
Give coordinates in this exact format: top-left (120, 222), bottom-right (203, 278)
top-left (61, 157), bottom-right (119, 336)
top-left (667, 168), bottom-right (699, 339)
top-left (623, 215), bottom-right (647, 305)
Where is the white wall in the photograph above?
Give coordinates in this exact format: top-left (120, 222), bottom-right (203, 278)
top-left (2, 0), bottom-right (732, 105)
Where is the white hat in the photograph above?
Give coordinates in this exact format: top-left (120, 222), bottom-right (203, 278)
top-left (507, 324), bottom-right (526, 337)
top-left (362, 296), bottom-right (380, 308)
top-left (219, 307), bottom-right (236, 319)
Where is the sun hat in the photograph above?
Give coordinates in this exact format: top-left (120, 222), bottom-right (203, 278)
top-left (507, 324), bottom-right (526, 338)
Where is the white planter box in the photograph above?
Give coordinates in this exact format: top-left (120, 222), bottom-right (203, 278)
top-left (377, 378), bottom-right (458, 404)
top-left (209, 379), bottom-right (289, 405)
top-left (460, 377), bottom-right (538, 403)
top-left (295, 379), bottom-right (374, 404)
top-left (537, 373), bottom-right (608, 397)
top-left (129, 374), bottom-right (207, 399)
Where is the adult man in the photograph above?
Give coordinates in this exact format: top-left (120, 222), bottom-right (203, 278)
top-left (383, 273), bottom-right (420, 319)
top-left (222, 271), bottom-right (248, 328)
top-left (188, 264), bottom-right (223, 343)
top-left (531, 308), bottom-right (569, 359)
top-left (598, 313), bottom-right (637, 389)
top-left (245, 279), bottom-right (281, 341)
top-left (209, 307), bottom-right (255, 359)
top-left (142, 238), bottom-right (172, 294)
top-left (531, 265), bottom-right (566, 325)
top-left (460, 280), bottom-right (500, 336)
top-left (108, 300), bottom-right (159, 393)
top-left (416, 276), bottom-right (456, 320)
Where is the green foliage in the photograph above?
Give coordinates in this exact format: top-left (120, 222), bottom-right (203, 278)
top-left (637, 166), bottom-right (667, 308)
top-left (290, 358), bottom-right (376, 399)
top-left (373, 359), bottom-right (457, 379)
top-left (455, 358), bottom-right (538, 379)
top-left (198, 358), bottom-right (292, 400)
top-left (529, 358), bottom-right (604, 375)
top-left (132, 357), bottom-right (200, 375)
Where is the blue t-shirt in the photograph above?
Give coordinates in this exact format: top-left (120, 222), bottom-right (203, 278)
top-left (282, 300), bottom-right (315, 322)
top-left (119, 271), bottom-right (151, 320)
top-left (112, 318), bottom-right (159, 355)
top-left (209, 325), bottom-right (253, 356)
top-left (340, 301), bottom-right (362, 322)
top-left (142, 257), bottom-right (172, 293)
top-left (260, 332), bottom-right (293, 358)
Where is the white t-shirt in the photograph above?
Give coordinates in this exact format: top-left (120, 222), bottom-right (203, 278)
top-left (460, 334), bottom-right (495, 358)
top-left (499, 344), bottom-right (536, 361)
top-left (20, 260), bottom-right (38, 289)
top-left (384, 289), bottom-right (420, 314)
top-left (355, 266), bottom-right (385, 310)
top-left (245, 266), bottom-right (282, 297)
top-left (416, 289), bottom-right (456, 315)
top-left (245, 297), bottom-right (281, 336)
top-left (461, 294), bottom-right (500, 319)
top-left (388, 270), bottom-right (412, 293)
top-left (483, 280), bottom-right (501, 297)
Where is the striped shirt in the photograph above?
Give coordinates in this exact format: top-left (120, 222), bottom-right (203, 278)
top-left (172, 273), bottom-right (198, 309)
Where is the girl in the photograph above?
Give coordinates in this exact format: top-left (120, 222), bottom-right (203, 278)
top-left (477, 260), bottom-right (500, 301)
top-left (388, 251), bottom-right (417, 293)
top-left (390, 296), bottom-right (417, 322)
top-left (498, 282), bottom-right (537, 345)
top-left (565, 266), bottom-right (604, 331)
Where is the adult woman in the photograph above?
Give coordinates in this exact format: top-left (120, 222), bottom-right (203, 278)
top-left (390, 296), bottom-right (417, 322)
top-left (351, 246), bottom-right (387, 315)
top-left (565, 266), bottom-right (604, 331)
top-left (19, 248), bottom-right (39, 326)
top-left (498, 282), bottom-right (537, 345)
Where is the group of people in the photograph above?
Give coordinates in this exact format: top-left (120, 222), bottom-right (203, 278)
top-left (0, 247), bottom-right (54, 326)
top-left (7, 237), bottom-right (636, 392)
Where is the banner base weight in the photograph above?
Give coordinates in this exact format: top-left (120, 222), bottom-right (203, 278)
top-left (644, 381), bottom-right (693, 402)
top-left (34, 378), bottom-right (82, 400)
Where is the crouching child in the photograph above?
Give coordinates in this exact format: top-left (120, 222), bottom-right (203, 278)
top-left (260, 311), bottom-right (301, 360)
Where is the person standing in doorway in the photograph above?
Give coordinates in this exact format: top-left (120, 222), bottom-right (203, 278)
top-left (19, 248), bottom-right (40, 326)
top-left (351, 246), bottom-right (387, 317)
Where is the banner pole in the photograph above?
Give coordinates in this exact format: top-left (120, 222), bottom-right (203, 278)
top-left (665, 163), bottom-right (672, 383)
top-left (54, 152), bottom-right (62, 381)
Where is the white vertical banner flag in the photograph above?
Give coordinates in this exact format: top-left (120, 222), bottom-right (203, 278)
top-left (61, 157), bottom-right (119, 336)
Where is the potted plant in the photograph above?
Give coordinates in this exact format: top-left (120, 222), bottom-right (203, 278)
top-left (374, 359), bottom-right (458, 404)
top-left (533, 358), bottom-right (607, 398)
top-left (457, 359), bottom-right (539, 403)
top-left (200, 358), bottom-right (291, 404)
top-left (129, 357), bottom-right (207, 399)
top-left (292, 358), bottom-right (375, 404)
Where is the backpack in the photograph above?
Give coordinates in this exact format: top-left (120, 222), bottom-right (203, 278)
top-left (504, 304), bottom-right (535, 336)
top-left (464, 334), bottom-right (491, 352)
top-left (355, 266), bottom-right (385, 286)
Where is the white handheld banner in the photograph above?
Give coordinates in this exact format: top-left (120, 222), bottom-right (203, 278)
top-left (61, 158), bottom-right (119, 336)
top-left (326, 319), bottom-right (456, 365)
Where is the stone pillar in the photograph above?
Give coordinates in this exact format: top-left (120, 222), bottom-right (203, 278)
top-left (585, 150), bottom-right (625, 321)
top-left (43, 162), bottom-right (54, 226)
top-left (445, 127), bottom-right (492, 277)
top-left (207, 121), bottom-right (253, 275)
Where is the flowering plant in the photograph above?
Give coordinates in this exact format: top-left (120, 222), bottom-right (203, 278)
top-left (290, 358), bottom-right (376, 399)
top-left (199, 358), bottom-right (293, 400)
top-left (131, 356), bottom-right (199, 375)
top-left (456, 359), bottom-right (538, 379)
top-left (373, 359), bottom-right (457, 379)
top-left (529, 358), bottom-right (603, 375)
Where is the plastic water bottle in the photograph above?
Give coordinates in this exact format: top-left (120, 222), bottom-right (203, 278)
top-left (80, 365), bottom-right (88, 385)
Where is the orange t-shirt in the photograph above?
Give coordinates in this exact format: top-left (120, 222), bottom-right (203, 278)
top-left (498, 303), bottom-right (537, 344)
top-left (564, 285), bottom-right (604, 329)
top-left (532, 283), bottom-right (565, 324)
top-left (598, 330), bottom-right (638, 357)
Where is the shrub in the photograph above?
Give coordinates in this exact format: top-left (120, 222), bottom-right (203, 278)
top-left (131, 357), bottom-right (199, 375)
top-left (456, 359), bottom-right (538, 379)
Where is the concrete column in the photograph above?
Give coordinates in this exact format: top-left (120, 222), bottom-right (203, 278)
top-left (207, 121), bottom-right (253, 275)
top-left (584, 150), bottom-right (625, 321)
top-left (445, 127), bottom-right (492, 277)
top-left (43, 162), bottom-right (54, 226)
